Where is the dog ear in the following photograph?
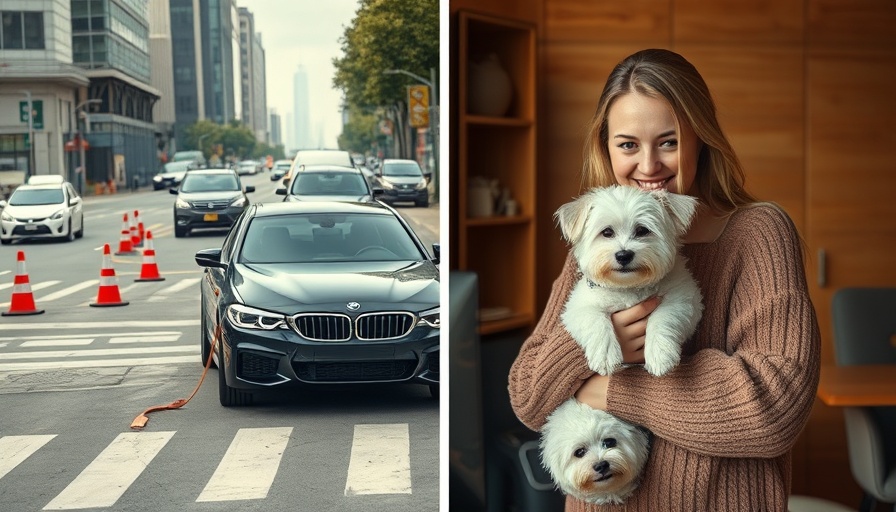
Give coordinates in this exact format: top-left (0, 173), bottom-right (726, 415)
top-left (656, 191), bottom-right (698, 236)
top-left (554, 193), bottom-right (592, 244)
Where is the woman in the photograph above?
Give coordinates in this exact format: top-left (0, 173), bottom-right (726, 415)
top-left (508, 49), bottom-right (820, 511)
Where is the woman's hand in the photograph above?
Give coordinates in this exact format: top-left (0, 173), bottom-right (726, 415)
top-left (575, 297), bottom-right (661, 411)
top-left (610, 295), bottom-right (660, 364)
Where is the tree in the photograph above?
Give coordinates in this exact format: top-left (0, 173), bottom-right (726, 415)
top-left (333, 0), bottom-right (437, 159)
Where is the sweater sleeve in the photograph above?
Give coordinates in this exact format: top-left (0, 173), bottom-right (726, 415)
top-left (606, 205), bottom-right (821, 459)
top-left (508, 253), bottom-right (594, 432)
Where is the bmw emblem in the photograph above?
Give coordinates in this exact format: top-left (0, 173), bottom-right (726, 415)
top-left (346, 302), bottom-right (360, 311)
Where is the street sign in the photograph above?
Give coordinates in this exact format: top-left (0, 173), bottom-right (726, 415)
top-left (408, 85), bottom-right (430, 128)
top-left (19, 100), bottom-right (44, 130)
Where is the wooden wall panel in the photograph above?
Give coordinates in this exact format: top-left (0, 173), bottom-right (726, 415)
top-left (808, 0), bottom-right (896, 47)
top-left (449, 0), bottom-right (541, 26)
top-left (676, 0), bottom-right (803, 44)
top-left (544, 0), bottom-right (671, 43)
top-left (678, 46), bottom-right (805, 228)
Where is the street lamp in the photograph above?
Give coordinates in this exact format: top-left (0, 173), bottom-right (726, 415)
top-left (75, 99), bottom-right (101, 194)
top-left (383, 68), bottom-right (439, 198)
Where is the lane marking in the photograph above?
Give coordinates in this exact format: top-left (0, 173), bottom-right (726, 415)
top-left (0, 320), bottom-right (199, 331)
top-left (0, 345), bottom-right (196, 360)
top-left (0, 331), bottom-right (183, 341)
top-left (0, 355), bottom-right (196, 371)
top-left (42, 431), bottom-right (174, 510)
top-left (344, 423), bottom-right (412, 495)
top-left (0, 435), bottom-right (57, 480)
top-left (196, 427), bottom-right (293, 502)
top-left (20, 339), bottom-right (95, 348)
top-left (35, 280), bottom-right (99, 303)
top-left (108, 334), bottom-right (181, 344)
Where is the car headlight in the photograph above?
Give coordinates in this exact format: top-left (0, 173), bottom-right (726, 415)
top-left (418, 307), bottom-right (440, 328)
top-left (415, 179), bottom-right (427, 190)
top-left (153, 175), bottom-right (162, 182)
top-left (175, 198), bottom-right (191, 209)
top-left (226, 304), bottom-right (287, 330)
top-left (380, 179), bottom-right (395, 190)
top-left (1, 212), bottom-right (13, 222)
top-left (230, 196), bottom-right (248, 207)
top-left (50, 209), bottom-right (65, 220)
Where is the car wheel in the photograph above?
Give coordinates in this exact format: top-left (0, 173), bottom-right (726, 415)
top-left (174, 225), bottom-right (188, 238)
top-left (65, 220), bottom-right (76, 242)
top-left (429, 384), bottom-right (439, 399)
top-left (200, 309), bottom-right (217, 368)
top-left (75, 216), bottom-right (84, 238)
top-left (0, 238), bottom-right (10, 245)
top-left (416, 200), bottom-right (429, 208)
top-left (218, 336), bottom-right (252, 407)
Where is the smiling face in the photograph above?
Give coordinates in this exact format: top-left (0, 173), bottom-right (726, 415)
top-left (607, 92), bottom-right (701, 195)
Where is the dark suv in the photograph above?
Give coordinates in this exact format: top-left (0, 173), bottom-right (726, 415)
top-left (171, 168), bottom-right (255, 237)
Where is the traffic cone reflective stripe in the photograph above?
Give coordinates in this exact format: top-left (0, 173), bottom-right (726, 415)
top-left (135, 231), bottom-right (165, 282)
top-left (90, 244), bottom-right (129, 307)
top-left (115, 213), bottom-right (134, 255)
top-left (3, 251), bottom-right (45, 316)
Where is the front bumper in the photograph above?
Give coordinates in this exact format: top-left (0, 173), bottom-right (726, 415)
top-left (219, 318), bottom-right (440, 390)
top-left (379, 188), bottom-right (428, 204)
top-left (175, 206), bottom-right (245, 231)
top-left (0, 216), bottom-right (68, 241)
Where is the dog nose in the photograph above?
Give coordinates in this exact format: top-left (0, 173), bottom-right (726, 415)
top-left (615, 250), bottom-right (634, 266)
top-left (593, 460), bottom-right (609, 473)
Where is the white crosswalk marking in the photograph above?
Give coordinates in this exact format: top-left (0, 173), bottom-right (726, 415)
top-left (196, 427), bottom-right (293, 502)
top-left (20, 338), bottom-right (95, 348)
top-left (0, 355), bottom-right (196, 372)
top-left (0, 435), bottom-right (57, 480)
top-left (35, 280), bottom-right (99, 302)
top-left (344, 423), bottom-right (412, 495)
top-left (42, 431), bottom-right (175, 510)
top-left (108, 334), bottom-right (181, 344)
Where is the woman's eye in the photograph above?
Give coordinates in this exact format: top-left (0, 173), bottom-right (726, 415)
top-left (574, 447), bottom-right (587, 458)
top-left (601, 228), bottom-right (614, 238)
top-left (602, 438), bottom-right (617, 449)
top-left (618, 141), bottom-right (636, 151)
top-left (634, 226), bottom-right (651, 237)
top-left (661, 138), bottom-right (678, 149)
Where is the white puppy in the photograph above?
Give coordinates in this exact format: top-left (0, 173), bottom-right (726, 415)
top-left (540, 185), bottom-right (703, 504)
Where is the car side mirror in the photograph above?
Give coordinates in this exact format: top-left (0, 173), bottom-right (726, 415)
top-left (275, 187), bottom-right (287, 195)
top-left (195, 248), bottom-right (226, 269)
top-left (169, 187), bottom-right (178, 194)
top-left (372, 187), bottom-right (384, 196)
top-left (70, 197), bottom-right (82, 206)
top-left (0, 200), bottom-right (7, 209)
top-left (431, 243), bottom-right (440, 265)
top-left (245, 185), bottom-right (255, 193)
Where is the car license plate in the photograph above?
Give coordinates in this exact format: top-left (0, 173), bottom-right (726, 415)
top-left (203, 213), bottom-right (218, 222)
top-left (24, 224), bottom-right (37, 231)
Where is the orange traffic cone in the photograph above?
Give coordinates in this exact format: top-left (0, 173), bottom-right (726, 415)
top-left (115, 213), bottom-right (135, 255)
top-left (135, 231), bottom-right (165, 282)
top-left (90, 244), bottom-right (129, 307)
top-left (129, 211), bottom-right (140, 248)
top-left (134, 210), bottom-right (145, 247)
top-left (2, 251), bottom-right (45, 316)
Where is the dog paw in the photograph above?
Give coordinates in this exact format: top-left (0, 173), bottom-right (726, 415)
top-left (643, 352), bottom-right (679, 376)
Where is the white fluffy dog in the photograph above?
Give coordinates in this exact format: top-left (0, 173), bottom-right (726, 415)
top-left (539, 185), bottom-right (704, 504)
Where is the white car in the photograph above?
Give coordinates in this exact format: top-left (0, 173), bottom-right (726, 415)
top-left (236, 160), bottom-right (260, 175)
top-left (0, 179), bottom-right (84, 244)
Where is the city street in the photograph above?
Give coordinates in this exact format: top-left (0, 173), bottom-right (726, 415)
top-left (0, 171), bottom-right (441, 512)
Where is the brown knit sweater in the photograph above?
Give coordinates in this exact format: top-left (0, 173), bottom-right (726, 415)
top-left (508, 203), bottom-right (821, 512)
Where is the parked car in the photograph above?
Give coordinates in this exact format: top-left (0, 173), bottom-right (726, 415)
top-left (0, 178), bottom-right (84, 244)
top-left (275, 165), bottom-right (382, 202)
top-left (270, 159), bottom-right (292, 181)
top-left (170, 168), bottom-right (254, 238)
top-left (152, 160), bottom-right (194, 190)
top-left (194, 200), bottom-right (441, 406)
top-left (375, 159), bottom-right (430, 207)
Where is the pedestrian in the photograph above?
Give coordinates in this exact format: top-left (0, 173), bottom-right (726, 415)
top-left (508, 48), bottom-right (821, 511)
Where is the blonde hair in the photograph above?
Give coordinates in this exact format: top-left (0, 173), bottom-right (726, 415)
top-left (583, 49), bottom-right (756, 213)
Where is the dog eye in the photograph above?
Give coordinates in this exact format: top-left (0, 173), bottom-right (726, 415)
top-left (574, 447), bottom-right (587, 458)
top-left (600, 228), bottom-right (614, 238)
top-left (602, 438), bottom-right (617, 449)
top-left (634, 226), bottom-right (651, 237)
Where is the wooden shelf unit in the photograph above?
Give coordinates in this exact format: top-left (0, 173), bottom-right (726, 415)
top-left (454, 11), bottom-right (537, 335)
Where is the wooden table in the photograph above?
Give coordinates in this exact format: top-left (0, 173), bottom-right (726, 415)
top-left (817, 364), bottom-right (896, 407)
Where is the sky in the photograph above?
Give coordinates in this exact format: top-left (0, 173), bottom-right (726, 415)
top-left (247, 0), bottom-right (362, 151)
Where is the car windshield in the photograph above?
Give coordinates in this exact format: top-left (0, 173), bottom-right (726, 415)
top-left (382, 162), bottom-right (423, 177)
top-left (292, 173), bottom-right (368, 196)
top-left (180, 174), bottom-right (239, 192)
top-left (9, 188), bottom-right (64, 206)
top-left (240, 213), bottom-right (423, 263)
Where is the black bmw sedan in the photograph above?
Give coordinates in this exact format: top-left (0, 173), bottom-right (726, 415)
top-left (171, 168), bottom-right (255, 237)
top-left (195, 201), bottom-right (440, 406)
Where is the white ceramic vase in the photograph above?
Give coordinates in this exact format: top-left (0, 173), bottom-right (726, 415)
top-left (468, 53), bottom-right (513, 117)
